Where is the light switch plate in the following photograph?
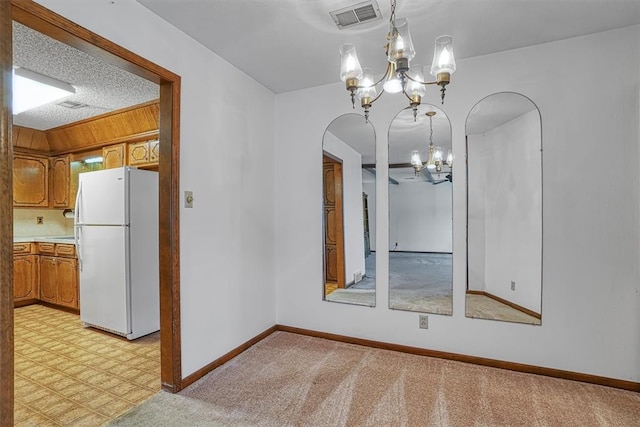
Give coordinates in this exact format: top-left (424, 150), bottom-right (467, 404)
top-left (184, 191), bottom-right (193, 208)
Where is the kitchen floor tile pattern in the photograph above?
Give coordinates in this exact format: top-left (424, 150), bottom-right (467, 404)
top-left (14, 305), bottom-right (160, 426)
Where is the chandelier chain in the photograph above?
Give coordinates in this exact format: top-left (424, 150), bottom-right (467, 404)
top-left (390, 0), bottom-right (396, 27)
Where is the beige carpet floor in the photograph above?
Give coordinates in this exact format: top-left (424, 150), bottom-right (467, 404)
top-left (109, 331), bottom-right (640, 426)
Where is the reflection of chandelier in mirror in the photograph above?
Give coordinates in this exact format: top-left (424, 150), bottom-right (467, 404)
top-left (339, 0), bottom-right (456, 122)
top-left (411, 111), bottom-right (452, 179)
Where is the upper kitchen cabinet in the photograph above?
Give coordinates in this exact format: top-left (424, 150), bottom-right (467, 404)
top-left (50, 155), bottom-right (71, 208)
top-left (13, 154), bottom-right (49, 207)
top-left (128, 139), bottom-right (159, 169)
top-left (103, 143), bottom-right (126, 169)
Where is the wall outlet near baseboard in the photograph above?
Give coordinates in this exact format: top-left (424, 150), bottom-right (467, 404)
top-left (36, 216), bottom-right (43, 224)
top-left (419, 315), bottom-right (428, 329)
top-left (511, 280), bottom-right (516, 291)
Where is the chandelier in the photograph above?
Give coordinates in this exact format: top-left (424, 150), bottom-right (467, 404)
top-left (410, 111), bottom-right (453, 179)
top-left (339, 0), bottom-right (457, 122)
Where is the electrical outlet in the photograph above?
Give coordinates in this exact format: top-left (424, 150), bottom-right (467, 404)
top-left (511, 280), bottom-right (516, 291)
top-left (36, 216), bottom-right (43, 224)
top-left (419, 315), bottom-right (428, 329)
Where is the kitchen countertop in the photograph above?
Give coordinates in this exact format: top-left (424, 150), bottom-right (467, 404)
top-left (14, 236), bottom-right (75, 244)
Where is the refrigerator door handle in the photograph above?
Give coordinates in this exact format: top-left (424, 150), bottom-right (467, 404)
top-left (75, 181), bottom-right (83, 271)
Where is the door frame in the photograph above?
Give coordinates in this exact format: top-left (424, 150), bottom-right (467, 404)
top-left (1, 1), bottom-right (183, 422)
top-left (322, 153), bottom-right (345, 291)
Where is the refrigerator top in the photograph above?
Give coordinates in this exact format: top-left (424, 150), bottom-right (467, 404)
top-left (76, 167), bottom-right (129, 226)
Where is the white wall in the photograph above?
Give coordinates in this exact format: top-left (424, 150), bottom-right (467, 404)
top-left (363, 181), bottom-right (376, 251)
top-left (323, 131), bottom-right (366, 284)
top-left (13, 208), bottom-right (74, 237)
top-left (389, 181), bottom-right (452, 253)
top-left (468, 110), bottom-right (542, 313)
top-left (36, 0), bottom-right (277, 378)
top-left (275, 26), bottom-right (640, 382)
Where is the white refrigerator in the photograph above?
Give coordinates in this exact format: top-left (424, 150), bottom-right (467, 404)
top-left (74, 166), bottom-right (159, 340)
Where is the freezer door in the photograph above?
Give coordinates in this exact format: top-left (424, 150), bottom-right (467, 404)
top-left (78, 225), bottom-right (130, 335)
top-left (77, 167), bottom-right (128, 225)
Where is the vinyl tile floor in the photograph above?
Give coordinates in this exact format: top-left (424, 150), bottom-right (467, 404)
top-left (14, 304), bottom-right (160, 426)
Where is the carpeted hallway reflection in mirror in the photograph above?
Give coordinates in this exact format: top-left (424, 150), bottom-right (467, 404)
top-left (387, 105), bottom-right (453, 315)
top-left (322, 114), bottom-right (376, 307)
top-left (465, 92), bottom-right (542, 325)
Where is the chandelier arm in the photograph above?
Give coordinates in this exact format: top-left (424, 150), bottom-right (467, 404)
top-left (368, 89), bottom-right (386, 105)
top-left (404, 73), bottom-right (439, 86)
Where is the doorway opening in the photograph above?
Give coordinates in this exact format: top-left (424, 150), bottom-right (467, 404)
top-left (2, 1), bottom-right (182, 423)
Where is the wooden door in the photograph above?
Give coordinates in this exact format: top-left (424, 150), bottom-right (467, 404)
top-left (50, 155), bottom-right (70, 208)
top-left (323, 155), bottom-right (345, 288)
top-left (13, 255), bottom-right (38, 301)
top-left (39, 256), bottom-right (57, 304)
top-left (102, 143), bottom-right (126, 169)
top-left (13, 155), bottom-right (49, 207)
top-left (56, 258), bottom-right (78, 309)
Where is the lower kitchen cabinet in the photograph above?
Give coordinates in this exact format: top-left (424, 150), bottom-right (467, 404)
top-left (40, 255), bottom-right (78, 309)
top-left (13, 255), bottom-right (39, 302)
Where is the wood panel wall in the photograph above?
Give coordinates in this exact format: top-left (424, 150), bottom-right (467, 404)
top-left (12, 125), bottom-right (49, 151)
top-left (45, 100), bottom-right (159, 153)
top-left (12, 100), bottom-right (159, 155)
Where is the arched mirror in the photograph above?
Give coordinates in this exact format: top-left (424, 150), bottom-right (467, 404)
top-left (322, 114), bottom-right (376, 307)
top-left (388, 105), bottom-right (453, 315)
top-left (465, 92), bottom-right (542, 325)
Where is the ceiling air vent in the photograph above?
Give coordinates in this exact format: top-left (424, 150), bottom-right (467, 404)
top-left (330, 0), bottom-right (383, 29)
top-left (57, 100), bottom-right (89, 109)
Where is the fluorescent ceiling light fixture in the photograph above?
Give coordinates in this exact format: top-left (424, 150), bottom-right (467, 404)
top-left (83, 156), bottom-right (104, 164)
top-left (13, 67), bottom-right (75, 115)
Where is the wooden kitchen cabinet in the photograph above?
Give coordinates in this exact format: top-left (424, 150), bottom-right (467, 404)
top-left (56, 257), bottom-right (78, 308)
top-left (39, 251), bottom-right (78, 310)
top-left (39, 256), bottom-right (57, 304)
top-left (13, 254), bottom-right (39, 302)
top-left (50, 155), bottom-right (71, 208)
top-left (128, 139), bottom-right (159, 168)
top-left (13, 154), bottom-right (49, 207)
top-left (102, 143), bottom-right (126, 169)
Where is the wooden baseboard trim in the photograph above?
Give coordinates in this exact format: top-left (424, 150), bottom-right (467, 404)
top-left (467, 290), bottom-right (541, 319)
top-left (37, 301), bottom-right (80, 315)
top-left (14, 299), bottom-right (38, 308)
top-left (181, 325), bottom-right (278, 389)
top-left (276, 325), bottom-right (640, 392)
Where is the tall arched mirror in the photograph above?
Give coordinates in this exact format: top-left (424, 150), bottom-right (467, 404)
top-left (322, 114), bottom-right (376, 307)
top-left (465, 92), bottom-right (542, 325)
top-left (388, 105), bottom-right (453, 315)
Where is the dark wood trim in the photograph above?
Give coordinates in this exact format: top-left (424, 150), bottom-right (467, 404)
top-left (13, 299), bottom-right (38, 309)
top-left (10, 0), bottom-right (183, 394)
top-left (159, 78), bottom-right (182, 392)
top-left (466, 290), bottom-right (541, 319)
top-left (0, 1), bottom-right (14, 424)
top-left (275, 325), bottom-right (640, 392)
top-left (181, 326), bottom-right (278, 389)
top-left (37, 301), bottom-right (79, 315)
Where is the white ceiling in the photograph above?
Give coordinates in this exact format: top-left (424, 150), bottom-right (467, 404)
top-left (13, 22), bottom-right (159, 131)
top-left (137, 0), bottom-right (640, 94)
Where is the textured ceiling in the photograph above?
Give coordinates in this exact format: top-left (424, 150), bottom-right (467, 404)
top-left (12, 22), bottom-right (159, 131)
